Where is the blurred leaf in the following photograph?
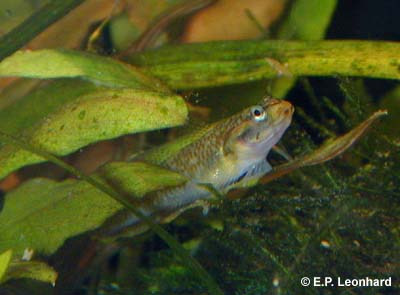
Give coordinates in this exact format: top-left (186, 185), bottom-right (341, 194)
top-left (380, 84), bottom-right (400, 136)
top-left (4, 260), bottom-right (57, 285)
top-left (0, 86), bottom-right (187, 179)
top-left (277, 0), bottom-right (337, 40)
top-left (130, 40), bottom-right (400, 89)
top-left (0, 0), bottom-right (85, 60)
top-left (29, 0), bottom-right (124, 50)
top-left (272, 0), bottom-right (338, 97)
top-left (0, 79), bottom-right (100, 134)
top-left (0, 250), bottom-right (12, 282)
top-left (182, 0), bottom-right (286, 42)
top-left (111, 0), bottom-right (184, 52)
top-left (0, 49), bottom-right (169, 91)
top-left (110, 13), bottom-right (142, 52)
top-left (124, 0), bottom-right (216, 54)
top-left (0, 79), bottom-right (40, 111)
top-left (0, 0), bottom-right (34, 36)
top-left (0, 162), bottom-right (186, 257)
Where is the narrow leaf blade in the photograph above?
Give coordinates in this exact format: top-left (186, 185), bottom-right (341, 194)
top-left (0, 49), bottom-right (169, 92)
top-left (0, 250), bottom-right (12, 282)
top-left (259, 110), bottom-right (387, 184)
top-left (5, 260), bottom-right (57, 285)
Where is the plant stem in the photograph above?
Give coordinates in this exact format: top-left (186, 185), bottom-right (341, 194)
top-left (0, 0), bottom-right (85, 61)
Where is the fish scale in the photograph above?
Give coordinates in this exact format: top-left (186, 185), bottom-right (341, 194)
top-left (106, 97), bottom-right (294, 237)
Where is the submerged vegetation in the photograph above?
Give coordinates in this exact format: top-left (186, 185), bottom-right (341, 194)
top-left (0, 0), bottom-right (399, 294)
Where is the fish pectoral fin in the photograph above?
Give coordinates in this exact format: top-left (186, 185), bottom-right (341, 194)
top-left (222, 170), bottom-right (249, 188)
top-left (272, 144), bottom-right (293, 161)
top-left (230, 160), bottom-right (272, 189)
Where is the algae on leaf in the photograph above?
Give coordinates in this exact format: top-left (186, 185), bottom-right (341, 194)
top-left (0, 249), bottom-right (57, 285)
top-left (0, 161), bottom-right (186, 257)
top-left (0, 49), bottom-right (188, 180)
top-left (129, 40), bottom-right (400, 89)
top-left (0, 88), bottom-right (187, 179)
top-left (0, 49), bottom-right (170, 92)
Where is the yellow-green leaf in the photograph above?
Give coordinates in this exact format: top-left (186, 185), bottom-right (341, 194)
top-left (277, 0), bottom-right (337, 40)
top-left (0, 162), bottom-right (186, 257)
top-left (0, 250), bottom-right (12, 282)
top-left (0, 79), bottom-right (101, 134)
top-left (0, 49), bottom-right (169, 92)
top-left (130, 40), bottom-right (400, 89)
top-left (4, 260), bottom-right (57, 286)
top-left (0, 87), bottom-right (187, 179)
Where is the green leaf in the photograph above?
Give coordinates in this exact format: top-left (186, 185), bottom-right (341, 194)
top-left (0, 0), bottom-right (84, 61)
top-left (98, 162), bottom-right (187, 198)
top-left (129, 40), bottom-right (400, 89)
top-left (0, 79), bottom-right (100, 134)
top-left (0, 49), bottom-right (170, 92)
top-left (277, 0), bottom-right (337, 40)
top-left (0, 131), bottom-right (223, 295)
top-left (0, 250), bottom-right (12, 282)
top-left (4, 260), bottom-right (57, 285)
top-left (0, 162), bottom-right (186, 257)
top-left (0, 86), bottom-right (187, 179)
top-left (272, 0), bottom-right (338, 97)
top-left (0, 49), bottom-right (188, 179)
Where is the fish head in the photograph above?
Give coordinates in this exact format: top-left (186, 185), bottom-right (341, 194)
top-left (224, 97), bottom-right (294, 163)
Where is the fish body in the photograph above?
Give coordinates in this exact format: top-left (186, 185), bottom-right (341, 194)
top-left (106, 97), bottom-right (294, 235)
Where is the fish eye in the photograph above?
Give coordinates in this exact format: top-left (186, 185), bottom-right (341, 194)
top-left (250, 106), bottom-right (266, 122)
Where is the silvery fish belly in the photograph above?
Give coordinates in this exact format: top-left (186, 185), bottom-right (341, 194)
top-left (109, 97), bottom-right (294, 234)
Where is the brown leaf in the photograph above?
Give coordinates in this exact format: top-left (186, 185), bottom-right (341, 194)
top-left (182, 0), bottom-right (287, 42)
top-left (259, 110), bottom-right (388, 185)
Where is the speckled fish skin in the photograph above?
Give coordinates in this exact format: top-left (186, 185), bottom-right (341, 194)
top-left (107, 97), bottom-right (294, 235)
top-left (142, 97), bottom-right (294, 212)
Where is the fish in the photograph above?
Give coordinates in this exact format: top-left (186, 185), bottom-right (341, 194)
top-left (103, 97), bottom-right (294, 236)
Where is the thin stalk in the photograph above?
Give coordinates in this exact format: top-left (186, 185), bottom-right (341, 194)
top-left (0, 131), bottom-right (223, 295)
top-left (0, 0), bottom-right (85, 61)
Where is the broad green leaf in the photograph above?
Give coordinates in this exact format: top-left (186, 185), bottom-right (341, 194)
top-left (0, 162), bottom-right (186, 257)
top-left (0, 250), bottom-right (12, 282)
top-left (0, 87), bottom-right (187, 179)
top-left (0, 79), bottom-right (101, 134)
top-left (0, 79), bottom-right (40, 111)
top-left (0, 130), bottom-right (222, 295)
top-left (0, 49), bottom-right (169, 92)
top-left (98, 162), bottom-right (187, 198)
top-left (4, 260), bottom-right (57, 285)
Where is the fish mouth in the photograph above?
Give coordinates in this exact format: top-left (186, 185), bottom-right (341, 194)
top-left (271, 100), bottom-right (295, 120)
